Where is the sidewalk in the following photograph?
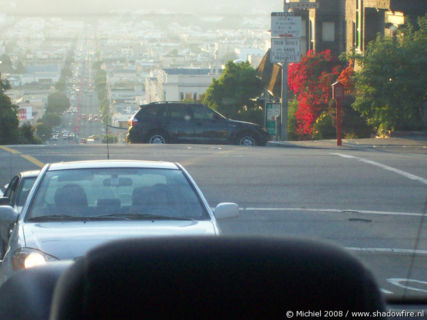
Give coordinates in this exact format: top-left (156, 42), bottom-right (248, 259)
top-left (267, 135), bottom-right (427, 151)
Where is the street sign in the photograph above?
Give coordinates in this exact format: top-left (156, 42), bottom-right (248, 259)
top-left (286, 2), bottom-right (319, 10)
top-left (266, 103), bottom-right (281, 135)
top-left (271, 13), bottom-right (302, 38)
top-left (271, 38), bottom-right (301, 63)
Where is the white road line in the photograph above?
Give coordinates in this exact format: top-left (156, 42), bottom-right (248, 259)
top-left (239, 207), bottom-right (424, 217)
top-left (380, 289), bottom-right (394, 295)
top-left (387, 279), bottom-right (427, 293)
top-left (345, 247), bottom-right (427, 256)
top-left (332, 153), bottom-right (427, 186)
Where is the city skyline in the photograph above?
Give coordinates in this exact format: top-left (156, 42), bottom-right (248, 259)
top-left (1, 0), bottom-right (282, 15)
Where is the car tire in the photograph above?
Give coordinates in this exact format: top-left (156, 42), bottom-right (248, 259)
top-left (236, 133), bottom-right (257, 146)
top-left (146, 131), bottom-right (168, 144)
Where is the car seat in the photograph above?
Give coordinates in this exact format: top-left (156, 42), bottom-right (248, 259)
top-left (49, 237), bottom-right (386, 319)
top-left (54, 184), bottom-right (88, 216)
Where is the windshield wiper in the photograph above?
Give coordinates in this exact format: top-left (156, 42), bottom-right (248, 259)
top-left (92, 213), bottom-right (194, 221)
top-left (27, 215), bottom-right (86, 222)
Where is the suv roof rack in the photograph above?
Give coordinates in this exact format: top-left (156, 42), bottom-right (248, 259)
top-left (139, 101), bottom-right (202, 108)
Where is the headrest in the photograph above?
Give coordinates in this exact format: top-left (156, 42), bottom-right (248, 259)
top-left (50, 237), bottom-right (385, 319)
top-left (0, 262), bottom-right (72, 320)
top-left (54, 184), bottom-right (88, 208)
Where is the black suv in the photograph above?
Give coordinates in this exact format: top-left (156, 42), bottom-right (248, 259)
top-left (126, 102), bottom-right (270, 146)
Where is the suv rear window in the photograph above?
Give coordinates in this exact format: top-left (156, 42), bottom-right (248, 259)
top-left (137, 105), bottom-right (166, 119)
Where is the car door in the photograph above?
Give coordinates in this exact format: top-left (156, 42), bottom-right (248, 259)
top-left (191, 105), bottom-right (229, 144)
top-left (166, 104), bottom-right (196, 142)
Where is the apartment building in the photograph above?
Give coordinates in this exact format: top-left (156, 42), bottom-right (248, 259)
top-left (287, 0), bottom-right (427, 56)
top-left (145, 68), bottom-right (221, 103)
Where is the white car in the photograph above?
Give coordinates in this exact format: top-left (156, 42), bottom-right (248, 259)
top-left (0, 160), bottom-right (239, 283)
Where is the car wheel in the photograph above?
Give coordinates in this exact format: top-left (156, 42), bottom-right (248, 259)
top-left (237, 134), bottom-right (257, 146)
top-left (147, 132), bottom-right (167, 144)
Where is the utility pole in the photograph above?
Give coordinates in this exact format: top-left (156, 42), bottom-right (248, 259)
top-left (281, 0), bottom-right (288, 141)
top-left (271, 4), bottom-right (300, 141)
top-left (281, 64), bottom-right (288, 141)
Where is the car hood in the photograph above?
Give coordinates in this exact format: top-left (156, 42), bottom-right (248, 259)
top-left (22, 220), bottom-right (217, 260)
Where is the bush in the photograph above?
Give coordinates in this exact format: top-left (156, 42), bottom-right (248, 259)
top-left (102, 135), bottom-right (118, 143)
top-left (312, 112), bottom-right (335, 140)
top-left (287, 97), bottom-right (299, 140)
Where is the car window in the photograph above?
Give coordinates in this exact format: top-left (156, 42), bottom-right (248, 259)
top-left (140, 105), bottom-right (166, 119)
top-left (26, 168), bottom-right (209, 220)
top-left (4, 176), bottom-right (18, 200)
top-left (167, 104), bottom-right (192, 121)
top-left (192, 105), bottom-right (216, 120)
top-left (14, 176), bottom-right (37, 208)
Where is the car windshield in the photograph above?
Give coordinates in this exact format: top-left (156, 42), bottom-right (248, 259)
top-left (25, 168), bottom-right (209, 221)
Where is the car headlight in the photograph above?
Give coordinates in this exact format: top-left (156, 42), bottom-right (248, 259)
top-left (12, 248), bottom-right (58, 271)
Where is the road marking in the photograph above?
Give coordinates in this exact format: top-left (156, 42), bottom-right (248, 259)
top-left (345, 247), bottom-right (427, 256)
top-left (240, 207), bottom-right (424, 217)
top-left (0, 146), bottom-right (44, 168)
top-left (387, 278), bottom-right (427, 293)
top-left (332, 153), bottom-right (427, 186)
top-left (0, 145), bottom-right (20, 154)
top-left (380, 289), bottom-right (393, 294)
top-left (20, 154), bottom-right (44, 168)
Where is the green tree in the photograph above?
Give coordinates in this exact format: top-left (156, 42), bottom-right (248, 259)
top-left (35, 122), bottom-right (52, 142)
top-left (46, 91), bottom-right (70, 114)
top-left (352, 14), bottom-right (427, 134)
top-left (41, 112), bottom-right (61, 128)
top-left (55, 78), bottom-right (66, 92)
top-left (203, 61), bottom-right (263, 124)
top-left (18, 123), bottom-right (42, 144)
top-left (0, 54), bottom-right (14, 73)
top-left (0, 80), bottom-right (20, 144)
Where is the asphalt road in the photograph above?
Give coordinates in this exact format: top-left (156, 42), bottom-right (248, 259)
top-left (0, 143), bottom-right (426, 298)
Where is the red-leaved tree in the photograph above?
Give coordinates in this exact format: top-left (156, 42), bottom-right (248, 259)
top-left (288, 50), bottom-right (342, 139)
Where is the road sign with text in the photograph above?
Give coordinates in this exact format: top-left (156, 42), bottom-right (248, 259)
top-left (271, 38), bottom-right (301, 63)
top-left (271, 13), bottom-right (302, 38)
top-left (286, 2), bottom-right (319, 10)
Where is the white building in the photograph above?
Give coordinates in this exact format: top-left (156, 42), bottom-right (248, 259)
top-left (146, 68), bottom-right (221, 103)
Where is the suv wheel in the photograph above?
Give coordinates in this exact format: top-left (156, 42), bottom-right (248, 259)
top-left (147, 132), bottom-right (167, 144)
top-left (237, 134), bottom-right (257, 146)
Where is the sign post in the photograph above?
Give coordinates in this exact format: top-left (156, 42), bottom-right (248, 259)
top-left (332, 81), bottom-right (345, 146)
top-left (271, 12), bottom-right (302, 141)
top-left (266, 102), bottom-right (281, 138)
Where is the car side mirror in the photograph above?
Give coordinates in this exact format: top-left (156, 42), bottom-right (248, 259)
top-left (214, 202), bottom-right (239, 220)
top-left (0, 205), bottom-right (19, 225)
top-left (0, 197), bottom-right (10, 206)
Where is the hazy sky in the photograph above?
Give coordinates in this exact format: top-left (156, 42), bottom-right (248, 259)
top-left (3, 0), bottom-right (283, 15)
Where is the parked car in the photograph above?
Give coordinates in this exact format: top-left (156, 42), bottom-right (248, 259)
top-left (126, 102), bottom-right (270, 146)
top-left (0, 160), bottom-right (238, 284)
top-left (0, 170), bottom-right (39, 258)
top-left (0, 170), bottom-right (39, 213)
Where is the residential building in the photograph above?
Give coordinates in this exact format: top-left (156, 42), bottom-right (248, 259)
top-left (287, 0), bottom-right (427, 56)
top-left (145, 68), bottom-right (221, 103)
top-left (345, 0), bottom-right (427, 53)
top-left (258, 0), bottom-right (427, 100)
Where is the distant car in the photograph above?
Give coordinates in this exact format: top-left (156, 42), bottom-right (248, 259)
top-left (126, 102), bottom-right (270, 146)
top-left (0, 160), bottom-right (238, 284)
